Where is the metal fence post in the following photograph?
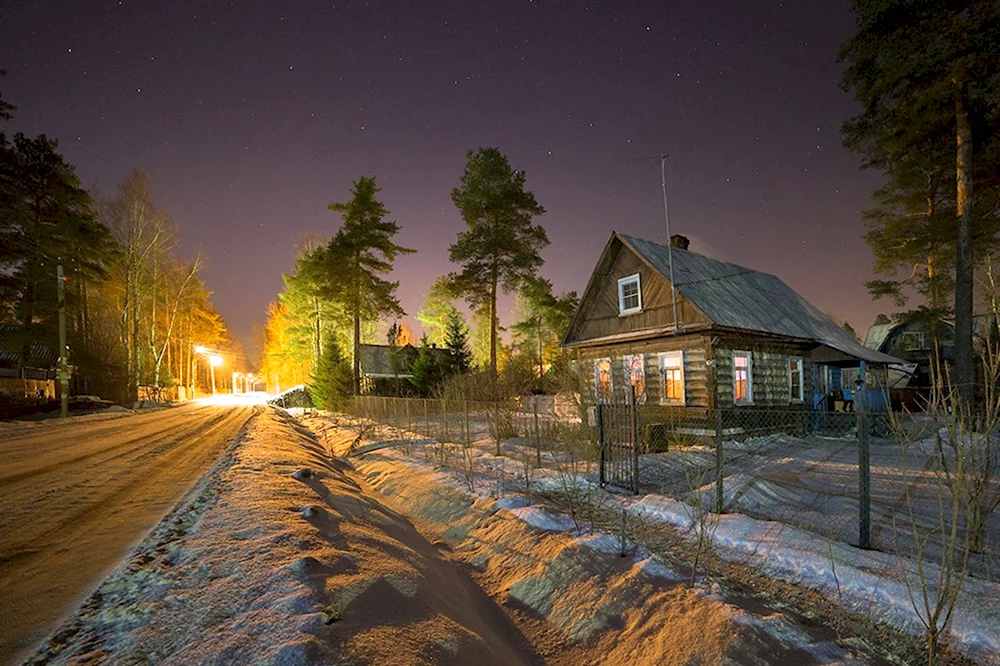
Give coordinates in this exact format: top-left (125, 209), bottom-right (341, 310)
top-left (597, 402), bottom-right (606, 486)
top-left (533, 398), bottom-right (542, 467)
top-left (463, 399), bottom-right (471, 447)
top-left (857, 360), bottom-right (871, 549)
top-left (423, 398), bottom-right (429, 438)
top-left (714, 405), bottom-right (724, 513)
top-left (629, 384), bottom-right (639, 495)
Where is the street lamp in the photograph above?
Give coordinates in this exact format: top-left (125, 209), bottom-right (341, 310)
top-left (209, 354), bottom-right (222, 394)
top-left (194, 345), bottom-right (226, 397)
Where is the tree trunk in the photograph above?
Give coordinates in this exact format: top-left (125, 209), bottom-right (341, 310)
top-left (353, 258), bottom-right (361, 395)
top-left (954, 84), bottom-right (974, 409)
top-left (489, 266), bottom-right (498, 376)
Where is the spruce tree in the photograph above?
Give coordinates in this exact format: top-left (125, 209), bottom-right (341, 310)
top-left (408, 336), bottom-right (443, 396)
top-left (309, 335), bottom-right (352, 411)
top-left (442, 310), bottom-right (472, 376)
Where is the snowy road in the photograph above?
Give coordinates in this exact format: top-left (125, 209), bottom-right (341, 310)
top-left (0, 402), bottom-right (254, 665)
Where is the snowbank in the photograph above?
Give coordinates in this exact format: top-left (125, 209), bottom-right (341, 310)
top-left (312, 419), bottom-right (872, 665)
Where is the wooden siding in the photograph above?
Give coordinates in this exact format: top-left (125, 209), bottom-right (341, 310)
top-left (575, 334), bottom-right (711, 420)
top-left (715, 338), bottom-right (815, 407)
top-left (567, 241), bottom-right (709, 344)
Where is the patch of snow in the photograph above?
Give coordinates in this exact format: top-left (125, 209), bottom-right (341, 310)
top-left (506, 505), bottom-right (576, 532)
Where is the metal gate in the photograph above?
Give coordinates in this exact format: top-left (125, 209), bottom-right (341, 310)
top-left (597, 387), bottom-right (639, 494)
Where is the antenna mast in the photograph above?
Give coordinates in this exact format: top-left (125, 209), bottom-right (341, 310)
top-left (660, 155), bottom-right (679, 331)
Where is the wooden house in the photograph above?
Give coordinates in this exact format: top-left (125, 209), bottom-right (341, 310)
top-left (562, 232), bottom-right (901, 430)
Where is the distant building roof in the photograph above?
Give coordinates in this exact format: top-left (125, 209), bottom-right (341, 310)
top-left (615, 233), bottom-right (902, 365)
top-left (0, 324), bottom-right (58, 369)
top-left (358, 343), bottom-right (419, 378)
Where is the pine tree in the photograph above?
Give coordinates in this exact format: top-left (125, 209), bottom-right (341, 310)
top-left (325, 176), bottom-right (415, 394)
top-left (0, 132), bottom-right (114, 377)
top-left (448, 147), bottom-right (548, 375)
top-left (840, 0), bottom-right (1000, 404)
top-left (309, 335), bottom-right (352, 411)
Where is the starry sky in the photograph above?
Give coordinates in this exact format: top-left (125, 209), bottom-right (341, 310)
top-left (0, 0), bottom-right (888, 349)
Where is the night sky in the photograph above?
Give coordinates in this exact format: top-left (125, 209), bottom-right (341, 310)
top-left (1, 0), bottom-right (887, 348)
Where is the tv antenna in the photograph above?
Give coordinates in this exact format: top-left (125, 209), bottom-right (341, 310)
top-left (660, 155), bottom-right (679, 330)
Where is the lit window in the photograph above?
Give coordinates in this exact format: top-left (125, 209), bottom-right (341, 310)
top-left (623, 354), bottom-right (645, 399)
top-left (789, 357), bottom-right (804, 402)
top-left (733, 351), bottom-right (753, 404)
top-left (617, 274), bottom-right (642, 315)
top-left (659, 351), bottom-right (685, 404)
top-left (594, 358), bottom-right (613, 399)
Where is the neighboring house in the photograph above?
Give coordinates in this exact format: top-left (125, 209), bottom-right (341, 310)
top-left (358, 343), bottom-right (419, 394)
top-left (0, 323), bottom-right (58, 380)
top-left (562, 232), bottom-right (901, 426)
top-left (863, 315), bottom-right (995, 405)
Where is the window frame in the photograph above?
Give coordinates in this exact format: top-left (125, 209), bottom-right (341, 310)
top-left (617, 273), bottom-right (642, 316)
top-left (622, 354), bottom-right (646, 401)
top-left (732, 350), bottom-right (753, 405)
top-left (788, 356), bottom-right (804, 403)
top-left (658, 350), bottom-right (685, 405)
top-left (593, 358), bottom-right (613, 400)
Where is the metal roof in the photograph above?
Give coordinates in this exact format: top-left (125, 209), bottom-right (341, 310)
top-left (0, 324), bottom-right (59, 368)
top-left (616, 233), bottom-right (903, 365)
top-left (863, 323), bottom-right (898, 351)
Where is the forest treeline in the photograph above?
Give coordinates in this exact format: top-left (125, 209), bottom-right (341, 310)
top-left (260, 148), bottom-right (579, 407)
top-left (0, 77), bottom-right (236, 404)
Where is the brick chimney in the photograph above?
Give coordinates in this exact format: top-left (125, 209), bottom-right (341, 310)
top-left (670, 234), bottom-right (690, 250)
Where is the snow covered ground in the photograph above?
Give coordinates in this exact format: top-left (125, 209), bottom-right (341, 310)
top-left (0, 400), bottom-right (254, 665)
top-left (300, 410), bottom-right (1000, 666)
top-left (301, 411), bottom-right (905, 665)
top-left (23, 404), bottom-right (997, 664)
top-left (26, 408), bottom-right (544, 665)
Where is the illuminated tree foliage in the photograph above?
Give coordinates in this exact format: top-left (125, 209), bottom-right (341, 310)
top-left (511, 276), bottom-right (578, 384)
top-left (416, 276), bottom-right (462, 346)
top-left (841, 0), bottom-right (1000, 400)
top-left (448, 147), bottom-right (548, 375)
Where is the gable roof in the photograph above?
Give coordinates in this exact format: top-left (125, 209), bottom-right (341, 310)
top-left (568, 232), bottom-right (901, 365)
top-left (358, 343), bottom-right (419, 378)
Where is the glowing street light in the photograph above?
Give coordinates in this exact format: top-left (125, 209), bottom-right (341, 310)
top-left (193, 345), bottom-right (225, 397)
top-left (209, 354), bottom-right (223, 394)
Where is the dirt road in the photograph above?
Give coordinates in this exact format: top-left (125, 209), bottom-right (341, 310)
top-left (0, 403), bottom-right (254, 665)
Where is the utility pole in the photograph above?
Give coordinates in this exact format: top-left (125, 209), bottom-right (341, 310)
top-left (57, 262), bottom-right (70, 418)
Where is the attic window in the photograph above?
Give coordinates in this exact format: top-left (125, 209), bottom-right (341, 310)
top-left (618, 274), bottom-right (642, 315)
